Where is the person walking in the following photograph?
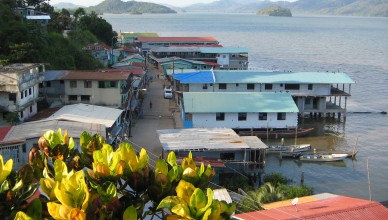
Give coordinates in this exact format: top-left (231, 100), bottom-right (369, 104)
top-left (149, 101), bottom-right (152, 110)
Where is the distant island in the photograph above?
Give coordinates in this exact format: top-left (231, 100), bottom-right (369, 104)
top-left (257, 6), bottom-right (292, 17)
top-left (86, 0), bottom-right (176, 14)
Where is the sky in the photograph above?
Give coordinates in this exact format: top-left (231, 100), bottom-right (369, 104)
top-left (50, 0), bottom-right (295, 7)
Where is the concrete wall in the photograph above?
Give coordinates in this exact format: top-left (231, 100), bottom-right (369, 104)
top-left (64, 80), bottom-right (125, 107)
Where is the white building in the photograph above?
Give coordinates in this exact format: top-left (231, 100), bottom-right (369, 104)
top-left (0, 63), bottom-right (45, 122)
top-left (181, 92), bottom-right (299, 129)
top-left (173, 70), bottom-right (355, 117)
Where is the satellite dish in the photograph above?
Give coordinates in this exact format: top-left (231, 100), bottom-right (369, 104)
top-left (291, 197), bottom-right (299, 212)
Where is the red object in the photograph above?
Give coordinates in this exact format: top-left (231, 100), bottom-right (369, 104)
top-left (234, 195), bottom-right (388, 220)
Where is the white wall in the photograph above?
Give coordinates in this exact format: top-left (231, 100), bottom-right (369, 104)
top-left (217, 54), bottom-right (230, 67)
top-left (191, 112), bottom-right (297, 129)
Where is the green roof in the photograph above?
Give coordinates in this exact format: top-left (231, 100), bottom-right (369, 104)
top-left (214, 71), bottom-right (355, 84)
top-left (199, 47), bottom-right (249, 54)
top-left (121, 32), bottom-right (159, 38)
top-left (183, 92), bottom-right (298, 113)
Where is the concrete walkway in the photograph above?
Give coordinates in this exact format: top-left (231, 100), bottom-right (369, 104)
top-left (127, 66), bottom-right (182, 164)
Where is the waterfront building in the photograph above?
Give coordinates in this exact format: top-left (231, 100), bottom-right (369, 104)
top-left (157, 128), bottom-right (268, 181)
top-left (181, 92), bottom-right (299, 129)
top-left (136, 37), bottom-right (220, 54)
top-left (173, 70), bottom-right (354, 117)
top-left (112, 54), bottom-right (146, 69)
top-left (150, 57), bottom-right (219, 76)
top-left (0, 63), bottom-right (45, 122)
top-left (117, 32), bottom-right (158, 46)
top-left (148, 46), bottom-right (249, 70)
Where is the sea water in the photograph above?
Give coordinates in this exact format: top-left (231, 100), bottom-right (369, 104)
top-left (103, 13), bottom-right (388, 202)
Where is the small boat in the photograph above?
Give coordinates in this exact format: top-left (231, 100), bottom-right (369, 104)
top-left (298, 153), bottom-right (347, 162)
top-left (279, 152), bottom-right (302, 159)
top-left (268, 144), bottom-right (312, 153)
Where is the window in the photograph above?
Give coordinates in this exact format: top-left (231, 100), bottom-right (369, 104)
top-left (21, 91), bottom-right (24, 99)
top-left (219, 83), bottom-right (227, 90)
top-left (20, 111), bottom-right (23, 118)
top-left (236, 83), bottom-right (239, 87)
top-left (259, 113), bottom-right (267, 120)
top-left (60, 80), bottom-right (64, 84)
top-left (30, 106), bottom-right (33, 112)
top-left (238, 112), bottom-right (247, 121)
top-left (220, 153), bottom-right (235, 160)
top-left (277, 113), bottom-right (286, 120)
top-left (202, 84), bottom-right (208, 89)
top-left (9, 93), bottom-right (16, 102)
top-left (305, 98), bottom-right (311, 104)
top-left (84, 80), bottom-right (92, 88)
top-left (216, 112), bottom-right (225, 121)
top-left (68, 95), bottom-right (77, 101)
top-left (247, 84), bottom-right (255, 90)
top-left (25, 90), bottom-right (27, 97)
top-left (98, 81), bottom-right (117, 88)
top-left (265, 84), bottom-right (272, 90)
top-left (81, 95), bottom-right (90, 101)
top-left (280, 84), bottom-right (284, 87)
top-left (308, 84), bottom-right (313, 90)
top-left (185, 113), bottom-right (192, 121)
top-left (285, 84), bottom-right (300, 90)
top-left (29, 88), bottom-right (32, 95)
top-left (70, 80), bottom-right (77, 88)
top-left (46, 81), bottom-right (51, 87)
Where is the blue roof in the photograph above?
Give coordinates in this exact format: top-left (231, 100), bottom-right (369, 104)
top-left (183, 92), bottom-right (299, 113)
top-left (199, 47), bottom-right (249, 54)
top-left (172, 71), bottom-right (214, 83)
top-left (214, 71), bottom-right (355, 84)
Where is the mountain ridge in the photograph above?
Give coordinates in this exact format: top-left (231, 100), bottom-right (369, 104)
top-left (183, 0), bottom-right (388, 17)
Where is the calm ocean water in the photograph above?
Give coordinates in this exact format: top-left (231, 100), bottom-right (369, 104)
top-left (102, 13), bottom-right (388, 202)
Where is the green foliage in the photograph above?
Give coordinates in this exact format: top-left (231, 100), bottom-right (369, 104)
top-left (0, 129), bottom-right (233, 220)
top-left (4, 112), bottom-right (20, 125)
top-left (263, 172), bottom-right (290, 186)
top-left (87, 0), bottom-right (177, 14)
top-left (257, 6), bottom-right (292, 17)
top-left (282, 184), bottom-right (314, 200)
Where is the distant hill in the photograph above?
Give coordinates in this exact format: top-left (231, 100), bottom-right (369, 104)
top-left (257, 6), bottom-right (292, 17)
top-left (184, 0), bottom-right (388, 17)
top-left (53, 2), bottom-right (84, 9)
top-left (87, 0), bottom-right (176, 14)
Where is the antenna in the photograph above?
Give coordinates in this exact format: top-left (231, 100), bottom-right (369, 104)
top-left (291, 197), bottom-right (299, 212)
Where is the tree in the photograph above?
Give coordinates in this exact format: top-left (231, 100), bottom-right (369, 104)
top-left (78, 11), bottom-right (117, 46)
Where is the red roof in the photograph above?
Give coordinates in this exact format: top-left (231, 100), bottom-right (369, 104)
top-left (61, 71), bottom-right (130, 80)
top-left (0, 126), bottom-right (12, 142)
top-left (131, 62), bottom-right (147, 68)
top-left (137, 37), bottom-right (219, 43)
top-left (234, 195), bottom-right (388, 220)
top-left (97, 68), bottom-right (143, 76)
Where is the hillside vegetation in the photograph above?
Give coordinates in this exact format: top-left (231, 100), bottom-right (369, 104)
top-left (257, 6), bottom-right (292, 17)
top-left (87, 0), bottom-right (176, 14)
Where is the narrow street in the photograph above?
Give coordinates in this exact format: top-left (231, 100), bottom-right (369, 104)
top-left (126, 66), bottom-right (181, 165)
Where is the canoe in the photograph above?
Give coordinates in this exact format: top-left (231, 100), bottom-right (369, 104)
top-left (299, 153), bottom-right (347, 162)
top-left (279, 152), bottom-right (302, 159)
top-left (268, 144), bottom-right (312, 153)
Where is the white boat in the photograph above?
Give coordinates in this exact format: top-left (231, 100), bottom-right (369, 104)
top-left (268, 144), bottom-right (312, 153)
top-left (299, 153), bottom-right (347, 162)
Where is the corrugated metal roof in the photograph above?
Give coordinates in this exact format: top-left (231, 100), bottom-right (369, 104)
top-left (60, 71), bottom-right (130, 80)
top-left (199, 47), bottom-right (249, 54)
top-left (137, 37), bottom-right (219, 43)
top-left (233, 194), bottom-right (388, 220)
top-left (43, 70), bottom-right (69, 81)
top-left (213, 188), bottom-right (233, 204)
top-left (46, 103), bottom-right (123, 127)
top-left (183, 92), bottom-right (299, 113)
top-left (157, 128), bottom-right (266, 151)
top-left (173, 71), bottom-right (215, 83)
top-left (215, 71), bottom-right (355, 84)
top-left (2, 120), bottom-right (106, 142)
